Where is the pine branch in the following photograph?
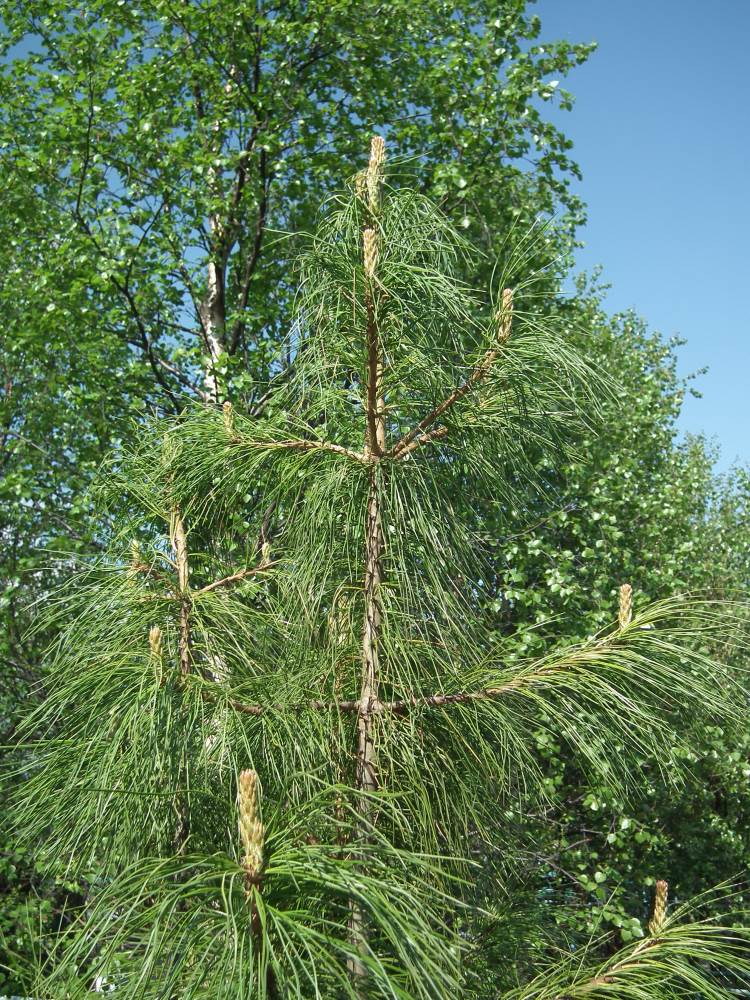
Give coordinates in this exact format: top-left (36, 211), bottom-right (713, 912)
top-left (221, 404), bottom-right (368, 463)
top-left (218, 687), bottom-right (520, 718)
top-left (387, 287), bottom-right (514, 459)
top-left (505, 883), bottom-right (750, 1000)
top-left (247, 438), bottom-right (368, 464)
top-left (170, 507), bottom-right (191, 678)
top-left (393, 424), bottom-right (449, 460)
top-left (195, 560), bottom-right (278, 595)
top-left (133, 563), bottom-right (275, 602)
top-left (214, 670), bottom-right (561, 719)
top-left (206, 596), bottom-right (737, 731)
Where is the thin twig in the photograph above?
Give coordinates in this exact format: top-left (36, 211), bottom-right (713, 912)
top-left (234, 437), bottom-right (369, 465)
top-left (393, 425), bottom-right (449, 460)
top-left (195, 561), bottom-right (278, 595)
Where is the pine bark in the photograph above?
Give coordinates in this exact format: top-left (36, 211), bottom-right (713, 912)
top-left (172, 511), bottom-right (191, 677)
top-left (171, 509), bottom-right (192, 852)
top-left (356, 227), bottom-right (386, 806)
top-left (348, 137), bottom-right (387, 981)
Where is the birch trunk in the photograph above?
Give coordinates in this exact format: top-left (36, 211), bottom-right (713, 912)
top-left (199, 245), bottom-right (226, 403)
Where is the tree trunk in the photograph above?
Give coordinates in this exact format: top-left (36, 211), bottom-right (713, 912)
top-left (348, 137), bottom-right (386, 981)
top-left (199, 255), bottom-right (226, 404)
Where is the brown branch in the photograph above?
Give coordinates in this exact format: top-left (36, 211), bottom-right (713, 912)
top-left (75, 75), bottom-right (95, 221)
top-left (236, 437), bottom-right (369, 465)
top-left (170, 506), bottom-right (192, 853)
top-left (222, 684), bottom-right (520, 718)
top-left (387, 288), bottom-right (514, 459)
top-left (176, 261), bottom-right (209, 348)
top-left (218, 25), bottom-right (263, 274)
top-left (116, 278), bottom-right (181, 408)
top-left (393, 425), bottom-right (449, 460)
top-left (153, 352), bottom-right (210, 402)
top-left (363, 228), bottom-right (384, 459)
top-left (214, 662), bottom-right (568, 719)
top-left (224, 130), bottom-right (259, 251)
top-left (195, 560), bottom-right (278, 595)
top-left (170, 510), bottom-right (191, 678)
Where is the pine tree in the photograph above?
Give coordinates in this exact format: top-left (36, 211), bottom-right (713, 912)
top-left (13, 138), bottom-right (750, 998)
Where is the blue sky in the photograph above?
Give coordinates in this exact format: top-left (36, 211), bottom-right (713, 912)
top-left (535, 0), bottom-right (749, 471)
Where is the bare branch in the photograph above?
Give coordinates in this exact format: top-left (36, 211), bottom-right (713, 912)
top-left (71, 206), bottom-right (181, 409)
top-left (229, 150), bottom-right (269, 354)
